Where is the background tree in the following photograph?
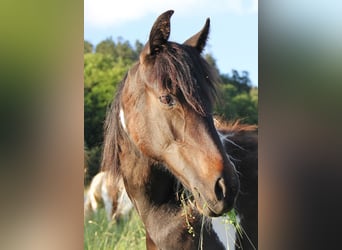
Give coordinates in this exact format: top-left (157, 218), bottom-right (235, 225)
top-left (115, 37), bottom-right (139, 62)
top-left (135, 40), bottom-right (144, 55)
top-left (84, 53), bottom-right (131, 149)
top-left (95, 37), bottom-right (116, 56)
top-left (213, 69), bottom-right (257, 124)
top-left (84, 40), bottom-right (94, 54)
top-left (84, 38), bottom-right (139, 184)
top-left (221, 70), bottom-right (251, 93)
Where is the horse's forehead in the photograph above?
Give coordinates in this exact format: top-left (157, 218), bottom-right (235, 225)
top-left (129, 61), bottom-right (154, 84)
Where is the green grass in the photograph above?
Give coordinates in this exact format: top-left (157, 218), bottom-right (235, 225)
top-left (84, 208), bottom-right (146, 250)
top-left (84, 206), bottom-right (246, 250)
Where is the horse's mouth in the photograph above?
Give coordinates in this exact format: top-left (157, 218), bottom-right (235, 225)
top-left (192, 188), bottom-right (234, 217)
top-left (195, 203), bottom-right (220, 217)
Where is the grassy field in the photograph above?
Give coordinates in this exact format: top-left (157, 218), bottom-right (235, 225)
top-left (84, 208), bottom-right (146, 250)
top-left (84, 205), bottom-right (241, 250)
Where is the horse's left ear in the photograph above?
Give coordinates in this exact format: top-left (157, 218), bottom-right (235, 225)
top-left (140, 10), bottom-right (174, 62)
top-left (149, 10), bottom-right (174, 54)
top-left (183, 18), bottom-right (210, 53)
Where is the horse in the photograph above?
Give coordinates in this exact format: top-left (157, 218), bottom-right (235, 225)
top-left (96, 119), bottom-right (258, 249)
top-left (215, 119), bottom-right (258, 250)
top-left (84, 171), bottom-right (133, 221)
top-left (102, 10), bottom-right (242, 249)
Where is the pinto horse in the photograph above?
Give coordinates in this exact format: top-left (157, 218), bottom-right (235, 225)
top-left (102, 10), bottom-right (244, 249)
top-left (84, 171), bottom-right (133, 221)
top-left (215, 119), bottom-right (258, 250)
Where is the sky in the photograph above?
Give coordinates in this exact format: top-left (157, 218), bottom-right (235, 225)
top-left (84, 0), bottom-right (258, 86)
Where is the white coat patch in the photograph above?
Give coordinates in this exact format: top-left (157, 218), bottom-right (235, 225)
top-left (212, 216), bottom-right (239, 249)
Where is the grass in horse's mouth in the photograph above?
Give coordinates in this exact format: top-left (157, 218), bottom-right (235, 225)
top-left (177, 188), bottom-right (240, 237)
top-left (177, 186), bottom-right (256, 250)
top-left (179, 191), bottom-right (196, 237)
top-left (222, 209), bottom-right (257, 250)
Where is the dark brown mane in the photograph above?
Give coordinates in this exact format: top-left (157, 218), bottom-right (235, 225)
top-left (214, 118), bottom-right (258, 166)
top-left (146, 42), bottom-right (219, 116)
top-left (101, 75), bottom-right (127, 183)
top-left (214, 118), bottom-right (258, 134)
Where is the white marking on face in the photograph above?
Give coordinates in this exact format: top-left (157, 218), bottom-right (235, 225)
top-left (119, 108), bottom-right (127, 132)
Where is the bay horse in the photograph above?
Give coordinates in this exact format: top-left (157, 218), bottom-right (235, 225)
top-left (102, 10), bottom-right (242, 249)
top-left (96, 119), bottom-right (258, 249)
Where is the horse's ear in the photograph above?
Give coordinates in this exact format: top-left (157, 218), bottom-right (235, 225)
top-left (140, 10), bottom-right (174, 60)
top-left (183, 18), bottom-right (210, 53)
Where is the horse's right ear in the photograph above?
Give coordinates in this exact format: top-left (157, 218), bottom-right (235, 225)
top-left (183, 18), bottom-right (210, 53)
top-left (140, 10), bottom-right (174, 61)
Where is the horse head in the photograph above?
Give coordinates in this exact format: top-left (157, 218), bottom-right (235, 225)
top-left (117, 10), bottom-right (239, 217)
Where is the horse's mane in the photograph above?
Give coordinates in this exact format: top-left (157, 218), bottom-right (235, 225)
top-left (214, 117), bottom-right (257, 164)
top-left (214, 118), bottom-right (258, 134)
top-left (101, 75), bottom-right (127, 184)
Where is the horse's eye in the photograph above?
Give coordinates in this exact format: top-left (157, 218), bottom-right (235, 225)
top-left (159, 95), bottom-right (175, 107)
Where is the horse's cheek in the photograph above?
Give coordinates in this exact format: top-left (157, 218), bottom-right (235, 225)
top-left (126, 119), bottom-right (152, 155)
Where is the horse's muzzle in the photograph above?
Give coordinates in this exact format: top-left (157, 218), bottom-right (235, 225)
top-left (194, 174), bottom-right (240, 217)
top-left (213, 175), bottom-right (239, 215)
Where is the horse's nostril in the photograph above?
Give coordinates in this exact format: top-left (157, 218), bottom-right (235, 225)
top-left (215, 177), bottom-right (227, 200)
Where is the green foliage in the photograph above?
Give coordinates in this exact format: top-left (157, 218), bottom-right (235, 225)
top-left (221, 70), bottom-right (252, 93)
top-left (214, 70), bottom-right (258, 125)
top-left (95, 38), bottom-right (116, 56)
top-left (135, 40), bottom-right (144, 55)
top-left (84, 40), bottom-right (94, 54)
top-left (115, 37), bottom-right (139, 62)
top-left (84, 208), bottom-right (145, 250)
top-left (84, 145), bottom-right (103, 186)
top-left (84, 52), bottom-right (132, 149)
top-left (232, 90), bottom-right (258, 124)
top-left (84, 40), bottom-right (136, 178)
top-left (95, 37), bottom-right (140, 64)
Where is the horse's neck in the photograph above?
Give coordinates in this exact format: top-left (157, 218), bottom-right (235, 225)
top-left (120, 157), bottom-right (179, 219)
top-left (143, 203), bottom-right (225, 250)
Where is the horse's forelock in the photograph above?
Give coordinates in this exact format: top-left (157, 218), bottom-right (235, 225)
top-left (145, 42), bottom-right (218, 116)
